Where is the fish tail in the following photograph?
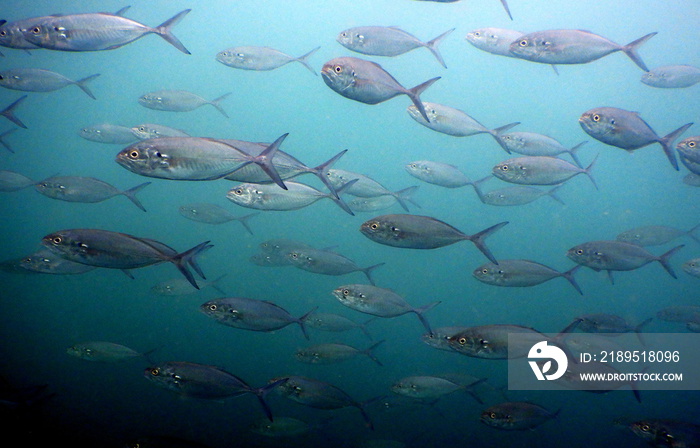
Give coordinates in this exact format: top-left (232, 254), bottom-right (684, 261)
top-left (467, 221), bottom-right (509, 264)
top-left (360, 317), bottom-right (376, 340)
top-left (0, 128), bottom-right (17, 153)
top-left (362, 262), bottom-right (386, 286)
top-left (407, 77), bottom-right (440, 122)
top-left (209, 273), bottom-right (229, 295)
top-left (362, 339), bottom-right (385, 366)
top-left (657, 244), bottom-right (685, 278)
top-left (297, 306), bottom-right (319, 340)
top-left (121, 181), bottom-right (151, 212)
top-left (489, 122), bottom-right (521, 153)
top-left (471, 175), bottom-right (492, 204)
top-left (546, 184), bottom-right (566, 205)
top-left (154, 9), bottom-right (192, 55)
top-left (425, 28), bottom-right (454, 68)
top-left (583, 153), bottom-right (599, 190)
top-left (568, 141), bottom-right (587, 168)
top-left (622, 32), bottom-right (656, 72)
top-left (659, 122), bottom-right (693, 171)
top-left (499, 0), bottom-right (514, 20)
top-left (561, 265), bottom-right (583, 295)
top-left (209, 92), bottom-right (232, 118)
top-left (394, 185), bottom-right (421, 210)
top-left (295, 46), bottom-right (321, 75)
top-left (329, 178), bottom-right (358, 216)
top-left (357, 397), bottom-right (383, 431)
top-left (413, 301), bottom-right (441, 336)
top-left (254, 377), bottom-right (289, 421)
top-left (74, 73), bottom-right (100, 100)
top-left (251, 133), bottom-right (288, 189)
top-left (634, 317), bottom-right (653, 346)
top-left (312, 149), bottom-right (347, 198)
top-left (235, 212), bottom-right (260, 235)
top-left (687, 222), bottom-right (700, 244)
top-left (1, 95), bottom-right (27, 129)
top-left (171, 241), bottom-right (212, 289)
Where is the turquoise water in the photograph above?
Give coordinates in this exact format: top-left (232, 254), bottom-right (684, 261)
top-left (1, 1), bottom-right (698, 446)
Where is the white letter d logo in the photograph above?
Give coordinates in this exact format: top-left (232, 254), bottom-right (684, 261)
top-left (528, 341), bottom-right (568, 381)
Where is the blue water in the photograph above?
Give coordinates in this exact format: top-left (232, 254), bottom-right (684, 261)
top-left (1, 0), bottom-right (698, 446)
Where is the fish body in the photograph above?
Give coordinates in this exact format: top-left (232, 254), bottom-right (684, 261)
top-left (216, 46), bottom-right (319, 74)
top-left (295, 341), bottom-right (383, 366)
top-left (41, 228), bottom-right (210, 289)
top-left (139, 90), bottom-right (230, 117)
top-left (656, 305), bottom-right (700, 323)
top-left (629, 419), bottom-right (700, 447)
top-left (0, 68), bottom-right (99, 99)
top-left (683, 259), bottom-right (700, 278)
top-left (21, 10), bottom-right (191, 53)
top-left (0, 169), bottom-right (36, 191)
top-left (20, 249), bottom-right (97, 275)
top-left (473, 259), bottom-right (582, 295)
top-left (305, 312), bottom-right (373, 339)
top-left (35, 176), bottom-right (150, 211)
top-left (348, 191), bottom-right (419, 213)
top-left (446, 324), bottom-right (549, 359)
top-left (481, 402), bottom-right (558, 430)
top-left (131, 123), bottom-right (190, 139)
top-left (465, 28), bottom-right (523, 57)
top-left (493, 155), bottom-right (597, 188)
top-left (199, 296), bottom-right (315, 339)
top-left (79, 123), bottom-right (136, 144)
top-left (497, 132), bottom-right (584, 166)
top-left (337, 26), bottom-right (454, 67)
top-left (405, 160), bottom-right (471, 188)
top-left (391, 375), bottom-right (478, 399)
top-left (642, 65), bottom-right (700, 88)
top-left (360, 214), bottom-right (508, 264)
top-left (475, 184), bottom-right (564, 207)
top-left (178, 203), bottom-right (257, 234)
top-left (579, 107), bottom-right (692, 170)
top-left (509, 30), bottom-right (656, 71)
top-left (67, 341), bottom-right (146, 362)
top-left (616, 224), bottom-right (700, 246)
top-left (321, 56), bottom-right (439, 122)
top-left (249, 417), bottom-right (310, 438)
top-left (286, 247), bottom-right (384, 284)
top-left (226, 181), bottom-right (352, 214)
top-left (576, 313), bottom-right (650, 334)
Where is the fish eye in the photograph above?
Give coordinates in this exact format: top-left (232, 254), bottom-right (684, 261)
top-left (500, 165), bottom-right (509, 171)
top-left (334, 65), bottom-right (343, 73)
top-left (154, 151), bottom-right (162, 158)
top-left (474, 31), bottom-right (480, 36)
top-left (129, 150), bottom-right (139, 159)
top-left (139, 126), bottom-right (146, 131)
top-left (689, 141), bottom-right (696, 148)
top-left (458, 337), bottom-right (467, 345)
top-left (369, 222), bottom-right (379, 230)
top-left (610, 119), bottom-right (615, 125)
top-left (518, 39), bottom-right (528, 47)
top-left (31, 26), bottom-right (41, 34)
top-left (592, 114), bottom-right (600, 122)
top-left (52, 236), bottom-right (62, 244)
top-left (290, 253), bottom-right (298, 259)
top-left (489, 412), bottom-right (497, 419)
top-left (342, 289), bottom-right (350, 296)
top-left (53, 26), bottom-right (60, 31)
top-left (234, 188), bottom-right (244, 195)
top-left (150, 368), bottom-right (160, 376)
top-left (641, 424), bottom-right (650, 432)
top-left (340, 32), bottom-right (347, 37)
top-left (208, 304), bottom-right (217, 311)
top-left (576, 249), bottom-right (584, 255)
top-left (0, 31), bottom-right (6, 37)
top-left (481, 269), bottom-right (488, 274)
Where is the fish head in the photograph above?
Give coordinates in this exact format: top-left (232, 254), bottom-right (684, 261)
top-left (21, 18), bottom-right (63, 47)
top-left (321, 58), bottom-right (356, 94)
top-left (19, 252), bottom-right (59, 273)
top-left (578, 108), bottom-right (618, 140)
top-left (360, 217), bottom-right (403, 244)
top-left (404, 161), bottom-right (430, 178)
top-left (34, 177), bottom-right (65, 198)
top-left (566, 243), bottom-right (608, 270)
top-left (144, 363), bottom-right (181, 391)
top-left (332, 285), bottom-right (368, 308)
top-left (78, 127), bottom-right (105, 142)
top-left (215, 48), bottom-right (247, 68)
top-left (116, 141), bottom-right (171, 176)
top-left (41, 229), bottom-right (91, 260)
top-left (200, 299), bottom-right (242, 323)
top-left (446, 330), bottom-right (494, 357)
top-left (472, 263), bottom-right (505, 284)
top-left (640, 70), bottom-right (664, 87)
top-left (66, 344), bottom-right (90, 360)
top-left (677, 136), bottom-right (700, 159)
top-left (682, 259), bottom-right (700, 277)
top-left (138, 93), bottom-right (168, 110)
top-left (480, 406), bottom-right (520, 429)
top-left (407, 104), bottom-right (440, 125)
top-left (130, 124), bottom-right (160, 140)
top-left (492, 159), bottom-right (527, 183)
top-left (295, 349), bottom-right (321, 364)
top-left (285, 249), bottom-right (311, 267)
top-left (509, 34), bottom-right (550, 60)
top-left (628, 420), bottom-right (668, 443)
top-left (390, 380), bottom-right (417, 397)
top-left (336, 29), bottom-right (364, 49)
top-left (226, 184), bottom-right (262, 207)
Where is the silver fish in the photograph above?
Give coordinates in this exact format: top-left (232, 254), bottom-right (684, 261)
top-left (249, 417), bottom-right (311, 438)
top-left (0, 129), bottom-right (17, 153)
top-left (19, 249), bottom-right (97, 275)
top-left (407, 102), bottom-right (519, 145)
top-left (347, 190), bottom-right (420, 213)
top-left (259, 239), bottom-right (316, 254)
top-left (628, 419), bottom-right (700, 447)
top-left (680, 151), bottom-right (700, 175)
top-left (404, 160), bottom-right (472, 188)
top-left (326, 168), bottom-right (414, 211)
top-left (677, 136), bottom-right (700, 166)
top-left (616, 224), bottom-right (700, 246)
top-left (179, 203), bottom-right (258, 235)
top-left (226, 180), bottom-right (354, 215)
top-left (0, 68), bottom-right (99, 99)
top-left (305, 312), bottom-right (374, 339)
top-left (656, 305), bottom-right (700, 323)
top-left (421, 326), bottom-right (469, 352)
top-left (360, 214), bottom-right (508, 264)
top-left (67, 341), bottom-right (151, 362)
top-left (391, 375), bottom-right (484, 400)
top-left (481, 402), bottom-right (558, 430)
top-left (0, 169), bottom-right (35, 191)
top-left (294, 341), bottom-right (384, 366)
top-left (138, 90), bottom-right (230, 117)
top-left (473, 259), bottom-right (582, 295)
top-left (497, 132), bottom-right (585, 167)
top-left (21, 9), bottom-right (191, 54)
top-left (492, 155), bottom-right (597, 189)
top-left (321, 56), bottom-right (439, 122)
top-left (79, 123), bottom-right (136, 144)
top-left (579, 107), bottom-right (692, 170)
top-left (216, 46), bottom-right (319, 75)
top-left (337, 26), bottom-right (454, 68)
top-left (35, 176), bottom-right (150, 211)
top-left (466, 28), bottom-right (523, 57)
top-left (509, 30), bottom-right (656, 71)
top-left (683, 259), bottom-right (700, 278)
top-left (41, 228), bottom-right (210, 289)
top-left (0, 95), bottom-right (27, 128)
top-left (332, 284), bottom-right (439, 335)
top-left (199, 296), bottom-right (317, 339)
top-left (0, 16), bottom-right (45, 50)
top-left (566, 240), bottom-right (684, 283)
top-left (131, 123), bottom-right (190, 140)
top-left (473, 182), bottom-right (565, 207)
top-left (642, 65), bottom-right (700, 88)
top-left (684, 173), bottom-right (700, 187)
top-left (286, 247), bottom-right (384, 285)
top-left (575, 313), bottom-right (652, 335)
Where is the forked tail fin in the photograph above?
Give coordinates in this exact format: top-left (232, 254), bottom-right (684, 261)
top-left (155, 9), bottom-right (192, 55)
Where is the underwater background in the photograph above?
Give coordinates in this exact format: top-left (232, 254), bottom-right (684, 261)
top-left (1, 0), bottom-right (698, 446)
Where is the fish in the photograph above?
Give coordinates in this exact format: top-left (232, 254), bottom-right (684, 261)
top-left (407, 102), bottom-right (519, 145)
top-left (226, 180), bottom-right (355, 215)
top-left (216, 46), bottom-right (319, 75)
top-left (0, 169), bottom-right (36, 191)
top-left (272, 375), bottom-right (375, 430)
top-left (497, 132), bottom-right (585, 167)
top-left (628, 419), bottom-right (700, 447)
top-left (575, 313), bottom-right (652, 336)
top-left (421, 326), bottom-right (470, 353)
top-left (360, 214), bottom-right (508, 265)
top-left (79, 123), bottom-right (137, 144)
top-left (404, 160), bottom-right (473, 189)
top-left (144, 361), bottom-right (287, 421)
top-left (336, 26), bottom-right (454, 68)
top-left (21, 9), bottom-right (191, 54)
top-left (347, 190), bottom-right (420, 213)
top-left (683, 258), bottom-right (700, 278)
top-left (199, 296), bottom-right (317, 339)
top-left (150, 274), bottom-right (227, 296)
top-left (249, 417), bottom-right (311, 438)
top-left (41, 228), bottom-right (211, 289)
top-left (391, 375), bottom-right (485, 401)
top-left (680, 151), bottom-right (700, 175)
top-left (473, 182), bottom-right (565, 207)
top-left (642, 65), bottom-right (700, 88)
top-left (304, 312), bottom-right (374, 340)
top-left (0, 69), bottom-right (100, 99)
top-left (321, 56), bottom-right (439, 122)
top-left (411, 0), bottom-right (513, 20)
top-left (684, 173), bottom-right (700, 187)
top-left (326, 168), bottom-right (415, 211)
top-left (677, 136), bottom-right (700, 163)
top-left (179, 203), bottom-right (258, 235)
top-left (66, 341), bottom-right (154, 363)
top-left (131, 123), bottom-right (190, 140)
top-left (656, 305), bottom-right (700, 323)
top-left (492, 155), bottom-right (598, 189)
top-left (473, 259), bottom-right (583, 295)
top-left (0, 95), bottom-right (27, 128)
top-left (0, 129), bottom-right (17, 153)
top-left (116, 135), bottom-right (288, 189)
top-left (294, 341), bottom-right (384, 366)
top-left (509, 30), bottom-right (656, 71)
top-left (34, 176), bottom-right (151, 211)
top-left (465, 28), bottom-right (524, 58)
top-left (566, 240), bottom-right (684, 283)
top-left (138, 90), bottom-right (230, 117)
top-left (286, 247), bottom-right (384, 285)
top-left (259, 239), bottom-right (316, 254)
top-left (19, 249), bottom-right (97, 275)
top-left (332, 284), bottom-right (440, 335)
top-left (616, 224), bottom-right (700, 246)
top-left (481, 402), bottom-right (558, 430)
top-left (0, 16), bottom-right (45, 51)
top-left (579, 107), bottom-right (692, 171)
